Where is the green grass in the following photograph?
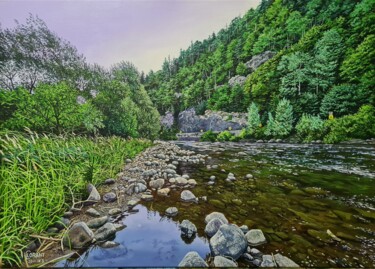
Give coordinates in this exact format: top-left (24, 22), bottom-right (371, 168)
top-left (0, 130), bottom-right (151, 266)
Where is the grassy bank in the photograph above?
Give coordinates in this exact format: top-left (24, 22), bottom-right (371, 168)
top-left (0, 131), bottom-right (151, 266)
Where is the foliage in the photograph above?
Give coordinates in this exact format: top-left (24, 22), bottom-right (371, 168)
top-left (200, 130), bottom-right (218, 142)
top-left (324, 105), bottom-right (375, 143)
top-left (0, 131), bottom-right (151, 266)
top-left (159, 126), bottom-right (178, 141)
top-left (246, 102), bottom-right (262, 138)
top-left (217, 130), bottom-right (234, 142)
top-left (296, 114), bottom-right (326, 142)
top-left (265, 98), bottom-right (294, 138)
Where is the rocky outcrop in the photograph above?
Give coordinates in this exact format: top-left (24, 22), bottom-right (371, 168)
top-left (245, 51), bottom-right (276, 72)
top-left (178, 251), bottom-right (208, 267)
top-left (228, 75), bottom-right (246, 87)
top-left (178, 109), bottom-right (247, 133)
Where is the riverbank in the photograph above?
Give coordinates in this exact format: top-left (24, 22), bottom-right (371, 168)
top-left (0, 132), bottom-right (151, 267)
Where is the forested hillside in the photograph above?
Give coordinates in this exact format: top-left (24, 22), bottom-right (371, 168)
top-left (0, 16), bottom-right (160, 139)
top-left (145, 0), bottom-right (374, 142)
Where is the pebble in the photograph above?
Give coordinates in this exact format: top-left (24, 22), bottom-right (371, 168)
top-left (103, 192), bottom-right (117, 203)
top-left (104, 178), bottom-right (115, 185)
top-left (86, 208), bottom-right (101, 217)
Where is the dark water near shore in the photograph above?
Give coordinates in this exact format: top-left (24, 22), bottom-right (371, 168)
top-left (56, 142), bottom-right (375, 268)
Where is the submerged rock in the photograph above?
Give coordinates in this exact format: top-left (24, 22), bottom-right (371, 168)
top-left (180, 220), bottom-right (197, 238)
top-left (213, 256), bottom-right (237, 267)
top-left (246, 229), bottom-right (267, 246)
top-left (210, 224), bottom-right (247, 260)
top-left (100, 241), bottom-right (120, 248)
top-left (178, 251), bottom-right (208, 267)
top-left (63, 222), bottom-right (94, 249)
top-left (274, 253), bottom-right (299, 267)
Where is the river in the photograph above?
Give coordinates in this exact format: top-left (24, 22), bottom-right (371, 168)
top-left (56, 141), bottom-right (375, 268)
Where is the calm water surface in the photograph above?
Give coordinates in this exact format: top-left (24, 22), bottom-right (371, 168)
top-left (56, 142), bottom-right (375, 267)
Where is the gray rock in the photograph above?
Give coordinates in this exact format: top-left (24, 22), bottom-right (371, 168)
top-left (149, 178), bottom-right (165, 190)
top-left (63, 222), bottom-right (94, 249)
top-left (157, 188), bottom-right (170, 196)
top-left (181, 190), bottom-right (197, 202)
top-left (274, 253), bottom-right (299, 267)
top-left (228, 75), bottom-right (246, 87)
top-left (252, 258), bottom-right (262, 267)
top-left (114, 223), bottom-right (126, 231)
top-left (209, 176), bottom-right (216, 181)
top-left (55, 217), bottom-right (70, 230)
top-left (164, 168), bottom-right (176, 175)
top-left (169, 178), bottom-right (176, 184)
top-left (249, 248), bottom-right (262, 258)
top-left (108, 208), bottom-right (122, 216)
top-left (209, 224), bottom-right (248, 260)
top-left (126, 183), bottom-right (147, 195)
top-left (176, 177), bottom-right (188, 186)
top-left (104, 178), bottom-right (115, 185)
top-left (178, 251), bottom-right (208, 267)
top-left (182, 174), bottom-right (190, 179)
top-left (214, 256), bottom-right (237, 267)
top-left (125, 159), bottom-right (132, 163)
top-left (187, 179), bottom-right (197, 186)
top-left (103, 192), bottom-right (117, 203)
top-left (165, 207), bottom-right (178, 217)
top-left (100, 241), bottom-right (120, 248)
top-left (212, 165), bottom-right (219, 169)
top-left (205, 212), bottom-right (229, 224)
top-left (242, 253), bottom-right (254, 262)
top-left (180, 220), bottom-right (197, 238)
top-left (167, 164), bottom-right (177, 170)
top-left (172, 161), bottom-right (179, 166)
top-left (246, 229), bottom-right (267, 246)
top-left (63, 211), bottom-right (73, 218)
top-left (260, 255), bottom-right (276, 267)
top-left (238, 151), bottom-right (247, 156)
top-left (95, 223), bottom-right (117, 241)
top-left (86, 208), bottom-right (101, 217)
top-left (240, 225), bottom-right (249, 234)
top-left (141, 194), bottom-right (154, 201)
top-left (205, 218), bottom-right (225, 237)
top-left (245, 174), bottom-right (254, 179)
top-left (127, 199), bottom-right (138, 208)
top-left (245, 51), bottom-right (275, 72)
top-left (142, 169), bottom-right (157, 178)
top-left (87, 216), bottom-right (108, 229)
top-left (86, 184), bottom-right (101, 204)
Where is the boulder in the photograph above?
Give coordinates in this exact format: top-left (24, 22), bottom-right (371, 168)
top-left (165, 207), bottom-right (178, 217)
top-left (178, 251), bottom-right (208, 267)
top-left (205, 212), bottom-right (229, 224)
top-left (246, 229), bottom-right (267, 246)
top-left (103, 192), bottom-right (117, 203)
top-left (95, 223), bottom-right (117, 241)
top-left (86, 184), bottom-right (100, 204)
top-left (157, 188), bottom-right (170, 197)
top-left (126, 183), bottom-right (147, 195)
top-left (274, 254), bottom-right (299, 267)
top-left (205, 218), bottom-right (225, 237)
top-left (213, 256), bottom-right (237, 267)
top-left (87, 216), bottom-right (108, 229)
top-left (149, 178), bottom-right (165, 190)
top-left (63, 222), bottom-right (94, 249)
top-left (209, 224), bottom-right (247, 260)
top-left (260, 254), bottom-right (276, 267)
top-left (180, 220), bottom-right (197, 238)
top-left (181, 190), bottom-right (197, 202)
top-left (86, 208), bottom-right (101, 217)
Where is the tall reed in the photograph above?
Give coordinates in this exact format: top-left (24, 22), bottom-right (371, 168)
top-left (0, 131), bottom-right (151, 266)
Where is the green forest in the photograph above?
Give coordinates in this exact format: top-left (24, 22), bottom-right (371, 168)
top-left (0, 0), bottom-right (374, 266)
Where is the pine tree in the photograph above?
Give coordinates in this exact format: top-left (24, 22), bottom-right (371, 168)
top-left (247, 102), bottom-right (261, 136)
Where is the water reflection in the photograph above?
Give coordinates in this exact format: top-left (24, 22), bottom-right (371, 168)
top-left (55, 205), bottom-right (210, 267)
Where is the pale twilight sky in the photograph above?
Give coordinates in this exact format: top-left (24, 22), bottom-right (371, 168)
top-left (0, 0), bottom-right (260, 73)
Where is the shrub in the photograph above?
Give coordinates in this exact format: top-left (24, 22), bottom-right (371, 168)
top-left (159, 126), bottom-right (178, 140)
top-left (324, 105), bottom-right (375, 143)
top-left (217, 130), bottom-right (233, 142)
top-left (296, 114), bottom-right (326, 142)
top-left (247, 102), bottom-right (262, 138)
top-left (200, 130), bottom-right (218, 142)
top-left (265, 99), bottom-right (294, 138)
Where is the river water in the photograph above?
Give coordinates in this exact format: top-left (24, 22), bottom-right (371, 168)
top-left (56, 142), bottom-right (375, 268)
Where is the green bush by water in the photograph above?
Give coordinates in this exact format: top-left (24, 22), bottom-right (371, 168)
top-left (0, 131), bottom-right (151, 266)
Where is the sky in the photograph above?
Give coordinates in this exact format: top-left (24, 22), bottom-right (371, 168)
top-left (0, 0), bottom-right (260, 73)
